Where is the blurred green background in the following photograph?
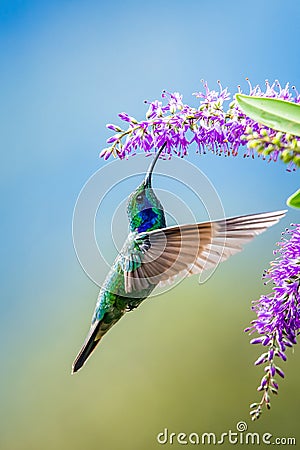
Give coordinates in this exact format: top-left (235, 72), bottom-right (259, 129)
top-left (1, 0), bottom-right (300, 449)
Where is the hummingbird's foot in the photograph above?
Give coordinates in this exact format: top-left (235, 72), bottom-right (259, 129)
top-left (125, 300), bottom-right (141, 312)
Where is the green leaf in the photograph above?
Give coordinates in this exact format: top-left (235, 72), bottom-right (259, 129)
top-left (287, 188), bottom-right (300, 209)
top-left (235, 94), bottom-right (300, 137)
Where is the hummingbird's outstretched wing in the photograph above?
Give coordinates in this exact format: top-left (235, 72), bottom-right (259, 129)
top-left (123, 210), bottom-right (286, 293)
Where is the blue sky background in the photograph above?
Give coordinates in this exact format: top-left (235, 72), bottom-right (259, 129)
top-left (1, 1), bottom-right (299, 449)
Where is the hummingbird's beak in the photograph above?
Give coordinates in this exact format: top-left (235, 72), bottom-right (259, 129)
top-left (144, 144), bottom-right (166, 188)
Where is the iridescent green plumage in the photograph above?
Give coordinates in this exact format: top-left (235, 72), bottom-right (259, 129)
top-left (72, 148), bottom-right (286, 373)
top-left (72, 149), bottom-right (166, 373)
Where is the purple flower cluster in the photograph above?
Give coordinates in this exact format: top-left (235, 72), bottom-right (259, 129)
top-left (246, 224), bottom-right (300, 420)
top-left (101, 80), bottom-right (300, 170)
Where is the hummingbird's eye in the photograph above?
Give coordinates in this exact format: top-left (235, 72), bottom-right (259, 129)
top-left (136, 194), bottom-right (143, 203)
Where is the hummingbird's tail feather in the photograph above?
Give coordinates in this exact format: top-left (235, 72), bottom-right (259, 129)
top-left (72, 321), bottom-right (102, 374)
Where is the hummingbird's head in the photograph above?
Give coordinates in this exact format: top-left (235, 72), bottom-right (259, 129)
top-left (127, 148), bottom-right (166, 233)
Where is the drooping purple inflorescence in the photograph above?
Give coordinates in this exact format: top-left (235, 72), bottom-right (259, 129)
top-left (100, 81), bottom-right (300, 419)
top-left (246, 224), bottom-right (300, 420)
top-left (101, 80), bottom-right (300, 170)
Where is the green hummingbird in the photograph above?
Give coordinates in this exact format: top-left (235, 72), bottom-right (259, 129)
top-left (72, 147), bottom-right (286, 373)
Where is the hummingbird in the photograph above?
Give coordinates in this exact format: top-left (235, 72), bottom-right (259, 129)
top-left (72, 146), bottom-right (286, 373)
